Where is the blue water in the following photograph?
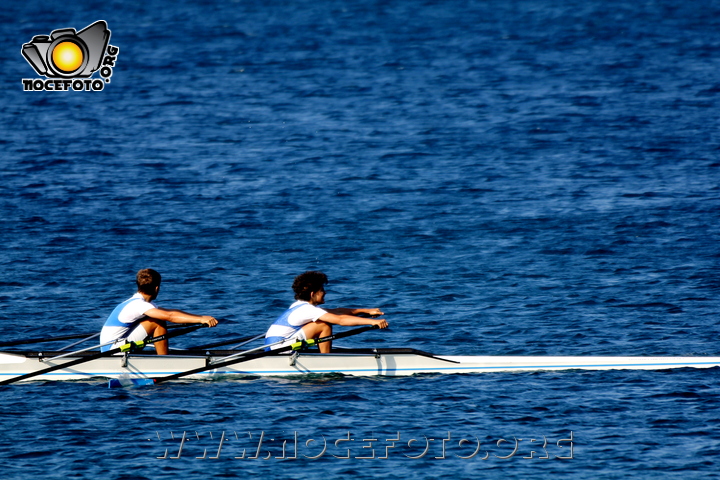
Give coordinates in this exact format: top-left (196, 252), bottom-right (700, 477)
top-left (1, 0), bottom-right (720, 478)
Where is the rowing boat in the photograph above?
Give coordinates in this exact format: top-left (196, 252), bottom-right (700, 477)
top-left (2, 347), bottom-right (720, 383)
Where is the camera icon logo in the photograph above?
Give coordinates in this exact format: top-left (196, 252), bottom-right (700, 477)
top-left (22, 20), bottom-right (110, 78)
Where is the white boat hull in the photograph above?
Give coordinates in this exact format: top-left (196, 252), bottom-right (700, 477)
top-left (2, 350), bottom-right (720, 383)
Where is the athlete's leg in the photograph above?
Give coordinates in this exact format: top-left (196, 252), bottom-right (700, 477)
top-left (300, 320), bottom-right (333, 353)
top-left (137, 319), bottom-right (168, 354)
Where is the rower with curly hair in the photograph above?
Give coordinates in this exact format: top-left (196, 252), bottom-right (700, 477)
top-left (264, 271), bottom-right (388, 353)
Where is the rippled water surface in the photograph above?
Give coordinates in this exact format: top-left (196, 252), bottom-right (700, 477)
top-left (1, 0), bottom-right (720, 478)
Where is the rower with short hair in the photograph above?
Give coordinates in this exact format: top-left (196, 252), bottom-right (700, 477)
top-left (264, 271), bottom-right (388, 353)
top-left (100, 268), bottom-right (218, 355)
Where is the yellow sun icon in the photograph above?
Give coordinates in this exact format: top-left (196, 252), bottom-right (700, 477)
top-left (52, 41), bottom-right (84, 73)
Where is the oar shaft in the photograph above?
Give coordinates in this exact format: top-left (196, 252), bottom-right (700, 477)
top-left (1, 347), bottom-right (114, 386)
top-left (211, 336), bottom-right (288, 363)
top-left (42, 339), bottom-right (116, 362)
top-left (228, 334), bottom-right (265, 350)
top-left (0, 324), bottom-right (207, 386)
top-left (188, 334), bottom-right (262, 350)
top-left (152, 325), bottom-right (378, 385)
top-left (0, 332), bottom-right (99, 348)
top-left (56, 333), bottom-right (101, 352)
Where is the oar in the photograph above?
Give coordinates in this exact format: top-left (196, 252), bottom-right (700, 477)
top-left (0, 324), bottom-right (190, 348)
top-left (187, 333), bottom-right (264, 350)
top-left (114, 325), bottom-right (379, 388)
top-left (0, 324), bottom-right (208, 386)
top-left (55, 333), bottom-right (101, 352)
top-left (0, 332), bottom-right (100, 348)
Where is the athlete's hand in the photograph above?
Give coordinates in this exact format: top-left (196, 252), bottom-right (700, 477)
top-left (373, 318), bottom-right (389, 329)
top-left (366, 308), bottom-right (384, 316)
top-left (201, 316), bottom-right (219, 327)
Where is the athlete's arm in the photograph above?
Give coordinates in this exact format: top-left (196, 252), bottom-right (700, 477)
top-left (145, 308), bottom-right (218, 327)
top-left (318, 312), bottom-right (388, 329)
top-left (325, 307), bottom-right (384, 316)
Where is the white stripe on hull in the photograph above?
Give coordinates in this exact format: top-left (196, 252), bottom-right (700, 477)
top-left (2, 352), bottom-right (720, 382)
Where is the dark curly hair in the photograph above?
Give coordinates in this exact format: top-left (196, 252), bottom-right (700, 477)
top-left (292, 271), bottom-right (328, 300)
